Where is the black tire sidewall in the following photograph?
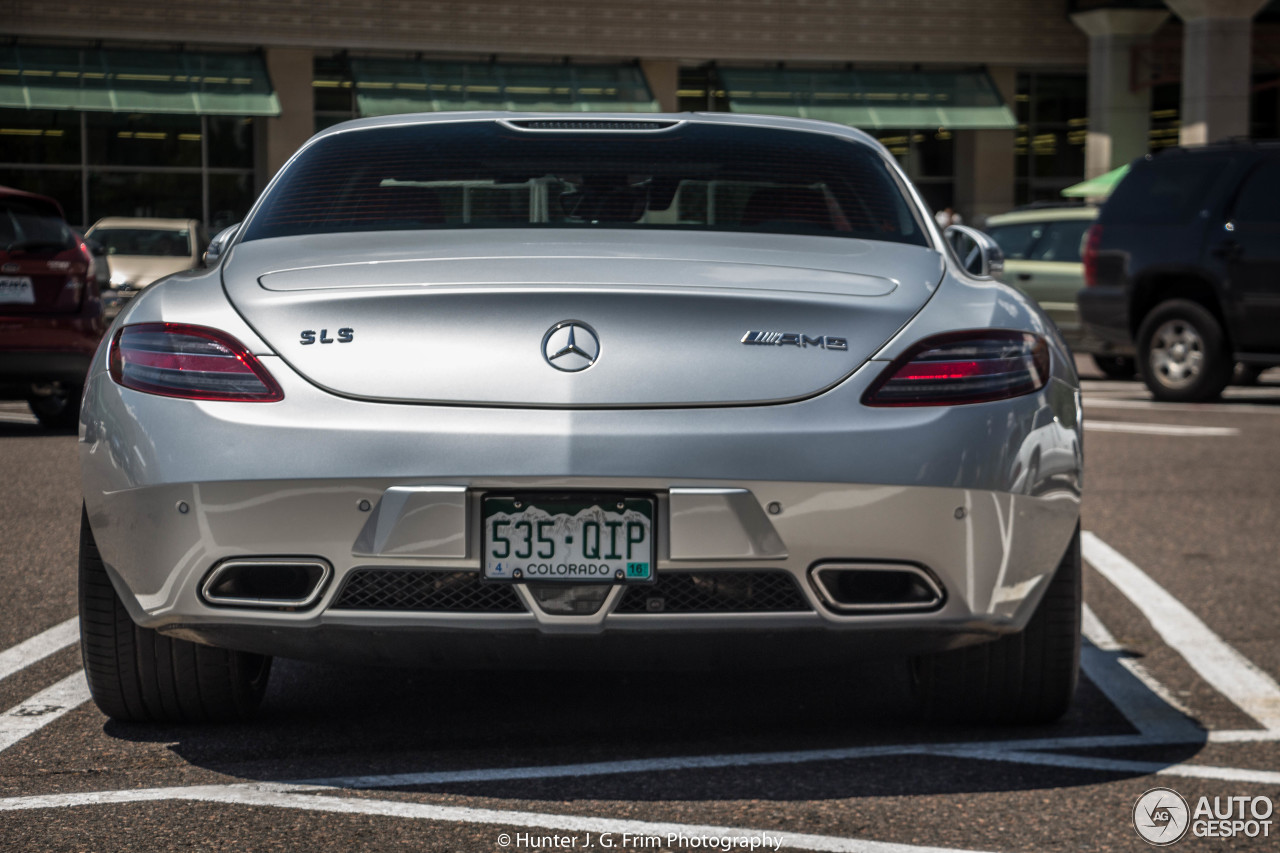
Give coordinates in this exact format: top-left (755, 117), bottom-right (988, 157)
top-left (27, 384), bottom-right (82, 429)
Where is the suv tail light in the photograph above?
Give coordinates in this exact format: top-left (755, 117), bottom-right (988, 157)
top-left (1081, 224), bottom-right (1102, 288)
top-left (51, 241), bottom-right (94, 309)
top-left (109, 323), bottom-right (284, 402)
top-left (862, 331), bottom-right (1050, 407)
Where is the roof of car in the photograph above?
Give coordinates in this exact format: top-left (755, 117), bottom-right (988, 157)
top-left (986, 205), bottom-right (1099, 227)
top-left (307, 110), bottom-right (884, 150)
top-left (0, 185), bottom-right (66, 219)
top-left (88, 217), bottom-right (199, 230)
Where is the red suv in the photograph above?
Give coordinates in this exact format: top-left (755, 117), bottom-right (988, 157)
top-left (0, 187), bottom-right (105, 427)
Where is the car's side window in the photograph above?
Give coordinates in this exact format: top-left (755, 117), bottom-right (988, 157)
top-left (985, 222), bottom-right (1043, 260)
top-left (1028, 220), bottom-right (1092, 263)
top-left (1230, 158), bottom-right (1280, 225)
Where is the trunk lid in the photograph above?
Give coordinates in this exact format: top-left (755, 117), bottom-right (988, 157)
top-left (222, 230), bottom-right (944, 407)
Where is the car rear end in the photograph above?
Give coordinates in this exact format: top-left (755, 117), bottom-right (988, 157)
top-left (79, 114), bottom-right (1083, 723)
top-left (0, 187), bottom-right (104, 424)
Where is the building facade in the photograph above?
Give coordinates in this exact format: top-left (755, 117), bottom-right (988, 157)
top-left (3, 0), bottom-right (1279, 230)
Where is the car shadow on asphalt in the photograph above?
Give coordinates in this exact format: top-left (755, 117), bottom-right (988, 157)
top-left (0, 422), bottom-right (76, 438)
top-left (101, 659), bottom-right (1206, 800)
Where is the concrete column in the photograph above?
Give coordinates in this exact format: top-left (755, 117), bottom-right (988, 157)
top-left (1165, 0), bottom-right (1268, 145)
top-left (640, 59), bottom-right (679, 113)
top-left (1071, 9), bottom-right (1169, 178)
top-left (263, 47), bottom-right (315, 185)
top-left (952, 66), bottom-right (1016, 227)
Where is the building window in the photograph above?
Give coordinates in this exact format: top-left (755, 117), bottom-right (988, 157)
top-left (314, 55), bottom-right (357, 133)
top-left (875, 129), bottom-right (955, 213)
top-left (1014, 73), bottom-right (1088, 205)
top-left (0, 108), bottom-right (257, 231)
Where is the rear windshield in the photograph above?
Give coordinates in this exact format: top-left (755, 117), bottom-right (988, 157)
top-left (90, 227), bottom-right (192, 257)
top-left (243, 121), bottom-right (927, 247)
top-left (0, 200), bottom-right (78, 254)
top-left (1102, 156), bottom-right (1232, 226)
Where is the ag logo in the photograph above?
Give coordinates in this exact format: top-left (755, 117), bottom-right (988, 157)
top-left (1133, 787), bottom-right (1190, 846)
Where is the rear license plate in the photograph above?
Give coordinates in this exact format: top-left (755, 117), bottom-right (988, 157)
top-left (483, 494), bottom-right (654, 583)
top-left (0, 277), bottom-right (34, 304)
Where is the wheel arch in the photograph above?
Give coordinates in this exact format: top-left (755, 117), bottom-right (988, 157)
top-left (1129, 270), bottom-right (1231, 350)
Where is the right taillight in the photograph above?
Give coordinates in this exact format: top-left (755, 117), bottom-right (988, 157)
top-left (109, 323), bottom-right (284, 402)
top-left (1081, 224), bottom-right (1102, 288)
top-left (862, 330), bottom-right (1050, 407)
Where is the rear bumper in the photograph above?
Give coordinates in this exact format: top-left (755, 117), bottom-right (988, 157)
top-left (91, 477), bottom-right (1079, 662)
top-left (0, 312), bottom-right (104, 391)
top-left (1077, 286), bottom-right (1134, 352)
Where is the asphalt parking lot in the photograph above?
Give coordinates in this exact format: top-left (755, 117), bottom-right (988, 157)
top-left (0, 365), bottom-right (1277, 853)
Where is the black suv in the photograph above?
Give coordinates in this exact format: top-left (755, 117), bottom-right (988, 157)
top-left (1079, 143), bottom-right (1280, 401)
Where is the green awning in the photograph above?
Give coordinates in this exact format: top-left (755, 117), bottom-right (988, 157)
top-left (350, 59), bottom-right (659, 116)
top-left (1061, 164), bottom-right (1130, 198)
top-left (719, 68), bottom-right (1017, 130)
top-left (0, 46), bottom-right (280, 115)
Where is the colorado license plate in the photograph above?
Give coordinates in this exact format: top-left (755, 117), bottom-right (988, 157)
top-left (0, 277), bottom-right (34, 304)
top-left (483, 495), bottom-right (654, 583)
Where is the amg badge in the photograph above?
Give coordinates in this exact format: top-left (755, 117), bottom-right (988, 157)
top-left (741, 331), bottom-right (848, 350)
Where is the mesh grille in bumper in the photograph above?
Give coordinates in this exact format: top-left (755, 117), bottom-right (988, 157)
top-left (615, 571), bottom-right (811, 614)
top-left (331, 569), bottom-right (525, 612)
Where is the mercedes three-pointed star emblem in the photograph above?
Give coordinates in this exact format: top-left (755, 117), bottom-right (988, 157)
top-left (542, 320), bottom-right (600, 372)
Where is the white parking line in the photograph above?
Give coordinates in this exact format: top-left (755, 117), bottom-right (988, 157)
top-left (0, 671), bottom-right (92, 753)
top-left (936, 748), bottom-right (1280, 787)
top-left (0, 617), bottom-right (79, 682)
top-left (1083, 397), bottom-right (1280, 415)
top-left (1084, 421), bottom-right (1239, 437)
top-left (1083, 532), bottom-right (1280, 732)
top-left (0, 783), bottom-right (996, 853)
top-left (1080, 605), bottom-right (1202, 739)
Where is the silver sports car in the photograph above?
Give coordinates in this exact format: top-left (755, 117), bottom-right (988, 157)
top-left (78, 113), bottom-right (1082, 725)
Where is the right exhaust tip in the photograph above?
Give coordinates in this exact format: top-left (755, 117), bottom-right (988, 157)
top-left (811, 563), bottom-right (944, 613)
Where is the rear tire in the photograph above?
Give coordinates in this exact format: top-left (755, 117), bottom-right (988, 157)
top-left (912, 525), bottom-right (1081, 725)
top-left (27, 383), bottom-right (82, 429)
top-left (78, 507), bottom-right (271, 723)
top-left (1091, 354), bottom-right (1136, 380)
top-left (1136, 299), bottom-right (1231, 403)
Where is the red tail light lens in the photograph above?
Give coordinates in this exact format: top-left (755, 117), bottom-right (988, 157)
top-left (109, 323), bottom-right (284, 402)
top-left (863, 331), bottom-right (1050, 407)
top-left (1081, 224), bottom-right (1102, 288)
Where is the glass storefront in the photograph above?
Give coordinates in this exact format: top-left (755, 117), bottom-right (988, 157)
top-left (875, 129), bottom-right (955, 213)
top-left (1014, 73), bottom-right (1088, 205)
top-left (676, 65), bottom-right (958, 211)
top-left (0, 109), bottom-right (257, 231)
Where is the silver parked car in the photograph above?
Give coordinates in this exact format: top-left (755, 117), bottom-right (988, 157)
top-left (78, 113), bottom-right (1083, 725)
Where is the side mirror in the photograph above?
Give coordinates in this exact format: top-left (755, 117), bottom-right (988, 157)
top-left (944, 224), bottom-right (1004, 281)
top-left (203, 222), bottom-right (241, 267)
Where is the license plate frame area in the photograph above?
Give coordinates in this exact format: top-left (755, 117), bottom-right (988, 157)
top-left (482, 493), bottom-right (655, 584)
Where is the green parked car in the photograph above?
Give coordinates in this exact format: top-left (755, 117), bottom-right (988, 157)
top-left (985, 205), bottom-right (1135, 379)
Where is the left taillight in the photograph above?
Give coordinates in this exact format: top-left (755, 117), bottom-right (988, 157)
top-left (862, 330), bottom-right (1050, 407)
top-left (109, 323), bottom-right (284, 402)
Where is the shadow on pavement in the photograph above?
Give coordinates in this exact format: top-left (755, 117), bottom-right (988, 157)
top-left (100, 658), bottom-right (1206, 802)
